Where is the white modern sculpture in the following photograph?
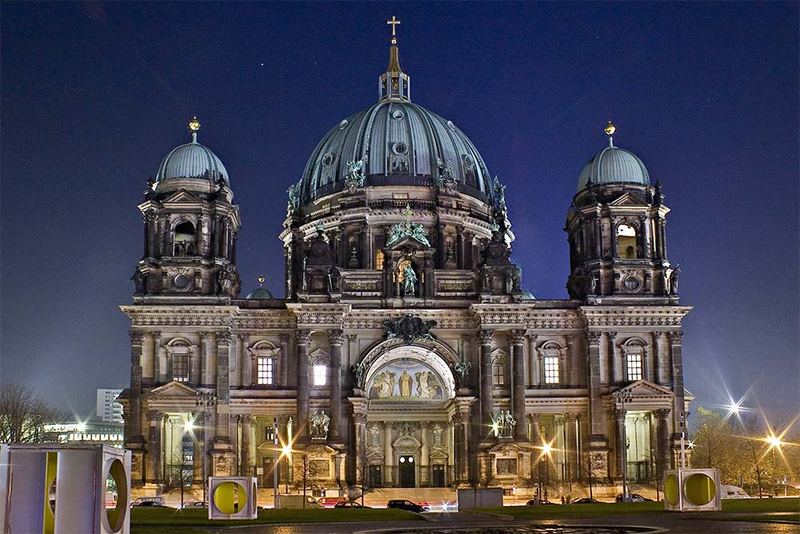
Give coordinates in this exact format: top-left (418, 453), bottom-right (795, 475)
top-left (0, 444), bottom-right (131, 534)
top-left (664, 468), bottom-right (722, 512)
top-left (208, 476), bottom-right (258, 520)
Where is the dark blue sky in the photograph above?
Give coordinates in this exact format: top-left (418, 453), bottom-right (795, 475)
top-left (1, 2), bottom-right (797, 423)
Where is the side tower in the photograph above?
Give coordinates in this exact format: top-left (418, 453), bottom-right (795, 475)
top-left (133, 118), bottom-right (241, 298)
top-left (565, 122), bottom-right (678, 303)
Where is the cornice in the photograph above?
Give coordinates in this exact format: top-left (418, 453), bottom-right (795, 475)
top-left (580, 305), bottom-right (692, 327)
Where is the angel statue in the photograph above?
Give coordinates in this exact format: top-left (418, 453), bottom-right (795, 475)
top-left (402, 264), bottom-right (417, 296)
top-left (309, 410), bottom-right (331, 440)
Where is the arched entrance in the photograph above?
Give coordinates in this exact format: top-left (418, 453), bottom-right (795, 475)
top-left (356, 344), bottom-right (460, 488)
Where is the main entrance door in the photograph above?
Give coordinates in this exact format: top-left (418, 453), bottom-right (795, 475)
top-left (432, 464), bottom-right (445, 487)
top-left (399, 455), bottom-right (415, 487)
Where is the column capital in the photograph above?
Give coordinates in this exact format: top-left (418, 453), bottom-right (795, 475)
top-left (346, 334), bottom-right (358, 343)
top-left (586, 331), bottom-right (601, 344)
top-left (297, 330), bottom-right (311, 345)
top-left (217, 330), bottom-right (232, 345)
top-left (614, 408), bottom-right (627, 420)
top-left (669, 331), bottom-right (684, 343)
top-left (328, 330), bottom-right (344, 346)
top-left (479, 329), bottom-right (494, 345)
top-left (353, 413), bottom-right (367, 425)
top-left (279, 333), bottom-right (290, 343)
top-left (528, 413), bottom-right (540, 423)
top-left (237, 333), bottom-right (249, 343)
top-left (654, 331), bottom-right (666, 339)
top-left (654, 408), bottom-right (671, 419)
top-left (239, 414), bottom-right (254, 424)
top-left (510, 329), bottom-right (526, 345)
top-left (146, 409), bottom-right (163, 421)
top-left (199, 331), bottom-right (211, 341)
top-left (130, 330), bottom-right (145, 344)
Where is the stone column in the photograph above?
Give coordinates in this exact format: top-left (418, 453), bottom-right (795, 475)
top-left (567, 335), bottom-right (581, 386)
top-left (296, 330), bottom-right (311, 440)
top-left (529, 413), bottom-right (542, 444)
top-left (528, 335), bottom-right (540, 385)
top-left (654, 408), bottom-right (670, 479)
top-left (142, 331), bottom-right (156, 386)
top-left (215, 331), bottom-right (231, 439)
top-left (456, 413), bottom-right (471, 483)
top-left (127, 331), bottom-right (144, 442)
top-left (669, 331), bottom-right (686, 440)
top-left (383, 422), bottom-right (394, 486)
top-left (610, 332), bottom-right (623, 384)
top-left (146, 410), bottom-right (163, 484)
top-left (564, 413), bottom-right (579, 481)
top-left (193, 430), bottom-right (203, 483)
top-left (201, 332), bottom-right (216, 387)
top-left (655, 332), bottom-right (671, 386)
top-left (328, 330), bottom-right (344, 441)
top-left (279, 334), bottom-right (290, 386)
top-left (354, 412), bottom-right (367, 485)
top-left (420, 423), bottom-right (430, 486)
top-left (154, 332), bottom-right (164, 384)
top-left (598, 331), bottom-right (609, 384)
top-left (511, 330), bottom-right (527, 440)
top-left (238, 334), bottom-right (250, 388)
top-left (615, 408), bottom-right (627, 480)
top-left (240, 415), bottom-right (253, 477)
top-left (190, 340), bottom-right (201, 387)
top-left (480, 330), bottom-right (494, 430)
top-left (645, 333), bottom-right (656, 383)
top-left (587, 331), bottom-right (610, 479)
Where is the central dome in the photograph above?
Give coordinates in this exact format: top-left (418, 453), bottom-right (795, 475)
top-left (299, 102), bottom-right (494, 204)
top-left (297, 40), bottom-right (495, 207)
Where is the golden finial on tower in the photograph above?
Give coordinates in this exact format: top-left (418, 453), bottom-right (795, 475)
top-left (257, 274), bottom-right (265, 287)
top-left (604, 121), bottom-right (616, 147)
top-left (387, 16), bottom-right (401, 45)
top-left (188, 116), bottom-right (201, 142)
top-left (401, 202), bottom-right (413, 221)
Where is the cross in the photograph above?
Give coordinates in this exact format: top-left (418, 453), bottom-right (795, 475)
top-left (387, 16), bottom-right (401, 41)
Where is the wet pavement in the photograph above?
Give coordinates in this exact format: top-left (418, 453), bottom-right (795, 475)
top-left (218, 511), bottom-right (799, 534)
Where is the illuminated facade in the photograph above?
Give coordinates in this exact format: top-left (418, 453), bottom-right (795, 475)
top-left (120, 28), bottom-right (691, 495)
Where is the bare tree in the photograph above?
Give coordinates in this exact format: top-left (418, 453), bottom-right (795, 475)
top-left (0, 384), bottom-right (62, 443)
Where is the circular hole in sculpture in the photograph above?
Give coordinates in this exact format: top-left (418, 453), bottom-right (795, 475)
top-left (664, 474), bottom-right (679, 505)
top-left (213, 481), bottom-right (247, 515)
top-left (105, 459), bottom-right (128, 532)
top-left (684, 473), bottom-right (715, 506)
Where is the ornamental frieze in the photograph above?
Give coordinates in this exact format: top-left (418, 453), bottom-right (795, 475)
top-left (580, 306), bottom-right (691, 327)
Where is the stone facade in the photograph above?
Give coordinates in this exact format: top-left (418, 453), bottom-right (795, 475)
top-left (119, 36), bottom-right (692, 495)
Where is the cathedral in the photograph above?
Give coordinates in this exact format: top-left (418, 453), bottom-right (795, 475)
top-left (120, 24), bottom-right (691, 498)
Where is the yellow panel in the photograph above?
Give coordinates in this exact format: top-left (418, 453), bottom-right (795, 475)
top-left (665, 473), bottom-right (679, 506)
top-left (42, 452), bottom-right (57, 534)
top-left (684, 473), bottom-right (715, 506)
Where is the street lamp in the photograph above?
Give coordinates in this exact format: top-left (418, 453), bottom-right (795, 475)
top-left (265, 418), bottom-right (279, 508)
top-left (195, 392), bottom-right (217, 504)
top-left (765, 434), bottom-right (784, 496)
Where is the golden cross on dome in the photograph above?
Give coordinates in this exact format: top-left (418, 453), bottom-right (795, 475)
top-left (387, 16), bottom-right (401, 44)
top-left (402, 203), bottom-right (413, 221)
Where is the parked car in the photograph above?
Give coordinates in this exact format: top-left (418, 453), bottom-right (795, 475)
top-left (182, 500), bottom-right (207, 508)
top-left (616, 493), bottom-right (653, 503)
top-left (721, 485), bottom-right (750, 499)
top-left (526, 498), bottom-right (556, 505)
top-left (318, 497), bottom-right (345, 508)
top-left (387, 499), bottom-right (428, 513)
top-left (573, 497), bottom-right (601, 504)
top-left (334, 501), bottom-right (371, 508)
top-left (130, 496), bottom-right (166, 508)
top-left (131, 500), bottom-right (169, 508)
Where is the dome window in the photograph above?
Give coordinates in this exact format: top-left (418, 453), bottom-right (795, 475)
top-left (392, 109), bottom-right (405, 120)
top-left (447, 120), bottom-right (456, 131)
top-left (338, 120), bottom-right (349, 130)
top-left (322, 153), bottom-right (335, 166)
top-left (392, 142), bottom-right (408, 155)
top-left (617, 224), bottom-right (638, 259)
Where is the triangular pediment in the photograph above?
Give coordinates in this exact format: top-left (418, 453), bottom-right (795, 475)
top-left (386, 235), bottom-right (430, 251)
top-left (608, 191), bottom-right (649, 207)
top-left (615, 379), bottom-right (674, 398)
top-left (148, 381), bottom-right (198, 399)
top-left (162, 189), bottom-right (203, 204)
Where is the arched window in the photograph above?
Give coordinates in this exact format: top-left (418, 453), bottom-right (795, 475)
top-left (617, 224), bottom-right (638, 259)
top-left (491, 349), bottom-right (507, 386)
top-left (624, 341), bottom-right (645, 381)
top-left (540, 342), bottom-right (562, 384)
top-left (174, 221), bottom-right (196, 256)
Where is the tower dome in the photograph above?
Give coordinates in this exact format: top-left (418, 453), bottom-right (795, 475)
top-left (295, 33), bottom-right (495, 206)
top-left (154, 117), bottom-right (229, 195)
top-left (577, 122), bottom-right (650, 191)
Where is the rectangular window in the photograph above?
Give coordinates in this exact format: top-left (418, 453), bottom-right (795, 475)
top-left (172, 354), bottom-right (189, 382)
top-left (257, 357), bottom-right (274, 385)
top-left (496, 458), bottom-right (518, 476)
top-left (626, 353), bottom-right (643, 381)
top-left (543, 356), bottom-right (560, 384)
top-left (493, 363), bottom-right (506, 386)
top-left (313, 364), bottom-right (327, 386)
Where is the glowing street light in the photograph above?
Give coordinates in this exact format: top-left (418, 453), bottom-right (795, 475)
top-left (183, 420), bottom-right (194, 433)
top-left (542, 442), bottom-right (553, 456)
top-left (765, 435), bottom-right (783, 449)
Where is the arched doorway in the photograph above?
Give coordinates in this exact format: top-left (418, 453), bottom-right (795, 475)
top-left (357, 344), bottom-right (459, 488)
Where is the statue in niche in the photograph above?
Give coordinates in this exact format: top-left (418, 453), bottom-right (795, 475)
top-left (217, 264), bottom-right (240, 297)
top-left (398, 370), bottom-right (413, 398)
top-left (402, 264), bottom-right (417, 296)
top-left (309, 410), bottom-right (330, 440)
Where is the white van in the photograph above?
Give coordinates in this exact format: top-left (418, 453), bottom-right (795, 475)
top-left (721, 485), bottom-right (750, 499)
top-left (275, 494), bottom-right (323, 509)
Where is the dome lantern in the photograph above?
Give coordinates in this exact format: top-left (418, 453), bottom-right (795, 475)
top-left (379, 16), bottom-right (410, 102)
top-left (577, 122), bottom-right (650, 191)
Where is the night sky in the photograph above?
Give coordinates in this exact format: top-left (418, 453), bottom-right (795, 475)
top-left (1, 2), bottom-right (797, 424)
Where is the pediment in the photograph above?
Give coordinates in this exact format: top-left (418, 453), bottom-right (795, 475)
top-left (608, 192), bottom-right (649, 207)
top-left (162, 189), bottom-right (203, 204)
top-left (386, 235), bottom-right (430, 251)
top-left (148, 381), bottom-right (198, 399)
top-left (614, 379), bottom-right (674, 398)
